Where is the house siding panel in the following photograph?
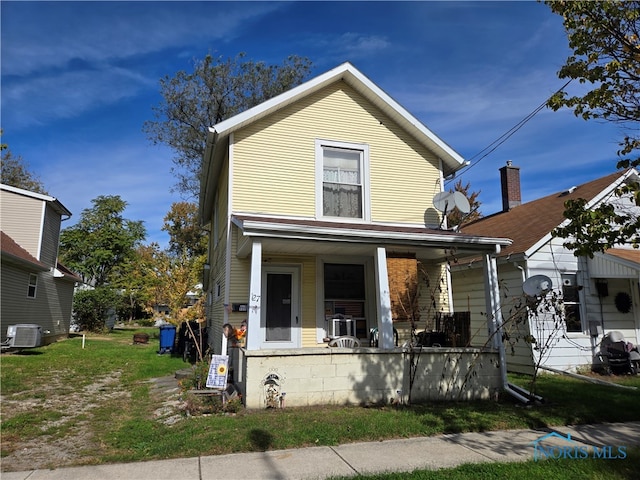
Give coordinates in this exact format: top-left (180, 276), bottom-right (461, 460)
top-left (452, 263), bottom-right (535, 374)
top-left (526, 241), bottom-right (595, 370)
top-left (0, 264), bottom-right (72, 343)
top-left (0, 190), bottom-right (43, 259)
top-left (0, 264), bottom-right (34, 333)
top-left (231, 82), bottom-right (442, 225)
top-left (41, 205), bottom-right (62, 267)
top-left (227, 248), bottom-right (318, 348)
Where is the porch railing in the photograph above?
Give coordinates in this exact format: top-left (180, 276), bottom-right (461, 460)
top-left (414, 311), bottom-right (471, 347)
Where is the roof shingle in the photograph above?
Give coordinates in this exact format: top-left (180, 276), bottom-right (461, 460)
top-left (460, 171), bottom-right (626, 258)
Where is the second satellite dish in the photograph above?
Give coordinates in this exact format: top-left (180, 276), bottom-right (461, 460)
top-left (433, 191), bottom-right (471, 214)
top-left (452, 191), bottom-right (471, 214)
top-left (523, 275), bottom-right (553, 297)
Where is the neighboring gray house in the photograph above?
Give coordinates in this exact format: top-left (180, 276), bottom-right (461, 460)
top-left (451, 165), bottom-right (639, 374)
top-left (1, 184), bottom-right (80, 344)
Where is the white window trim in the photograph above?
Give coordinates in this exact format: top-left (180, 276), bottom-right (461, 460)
top-left (315, 139), bottom-right (370, 222)
top-left (27, 273), bottom-right (38, 298)
top-left (260, 264), bottom-right (302, 349)
top-left (561, 272), bottom-right (584, 334)
top-left (315, 255), bottom-right (374, 342)
top-left (215, 280), bottom-right (222, 300)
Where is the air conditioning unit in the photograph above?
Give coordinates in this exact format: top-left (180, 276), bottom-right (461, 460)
top-left (6, 324), bottom-right (42, 348)
top-left (332, 317), bottom-right (355, 338)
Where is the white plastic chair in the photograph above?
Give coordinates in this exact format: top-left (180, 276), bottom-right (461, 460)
top-left (328, 336), bottom-right (360, 348)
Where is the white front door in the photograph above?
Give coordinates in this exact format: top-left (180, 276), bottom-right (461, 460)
top-left (261, 266), bottom-right (300, 349)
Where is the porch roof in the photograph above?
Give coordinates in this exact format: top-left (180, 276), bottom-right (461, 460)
top-left (231, 214), bottom-right (511, 261)
top-left (588, 248), bottom-right (640, 279)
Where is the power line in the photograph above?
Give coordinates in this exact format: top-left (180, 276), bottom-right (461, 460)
top-left (446, 79), bottom-right (573, 184)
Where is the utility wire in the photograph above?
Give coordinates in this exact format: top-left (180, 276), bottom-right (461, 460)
top-left (446, 79), bottom-right (573, 184)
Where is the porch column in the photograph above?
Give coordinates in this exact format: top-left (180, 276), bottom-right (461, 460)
top-left (483, 251), bottom-right (510, 391)
top-left (375, 247), bottom-right (394, 349)
top-left (483, 252), bottom-right (502, 349)
top-left (245, 240), bottom-right (262, 350)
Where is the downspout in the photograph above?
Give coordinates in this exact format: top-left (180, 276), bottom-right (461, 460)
top-left (503, 260), bottom-right (543, 404)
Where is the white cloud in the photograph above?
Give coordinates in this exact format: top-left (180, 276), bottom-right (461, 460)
top-left (1, 2), bottom-right (283, 77)
top-left (298, 32), bottom-right (391, 62)
top-left (3, 67), bottom-right (152, 128)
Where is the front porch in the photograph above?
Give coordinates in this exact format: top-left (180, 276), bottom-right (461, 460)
top-left (231, 345), bottom-right (501, 409)
top-left (214, 215), bottom-right (512, 408)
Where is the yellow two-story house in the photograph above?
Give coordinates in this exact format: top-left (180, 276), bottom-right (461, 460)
top-left (200, 63), bottom-right (511, 408)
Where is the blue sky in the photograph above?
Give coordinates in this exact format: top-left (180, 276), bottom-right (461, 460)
top-left (1, 1), bottom-right (625, 248)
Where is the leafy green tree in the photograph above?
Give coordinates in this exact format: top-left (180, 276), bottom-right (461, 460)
top-left (140, 246), bottom-right (203, 323)
top-left (1, 131), bottom-right (47, 194)
top-left (59, 195), bottom-right (146, 286)
top-left (132, 243), bottom-right (168, 315)
top-left (112, 244), bottom-right (159, 322)
top-left (162, 201), bottom-right (207, 258)
top-left (143, 53), bottom-right (313, 198)
top-left (160, 250), bottom-right (204, 322)
top-left (546, 1), bottom-right (640, 255)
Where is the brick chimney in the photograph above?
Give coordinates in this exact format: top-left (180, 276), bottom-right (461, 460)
top-left (499, 161), bottom-right (521, 211)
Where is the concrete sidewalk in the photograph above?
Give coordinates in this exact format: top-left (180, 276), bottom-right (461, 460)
top-left (3, 422), bottom-right (640, 480)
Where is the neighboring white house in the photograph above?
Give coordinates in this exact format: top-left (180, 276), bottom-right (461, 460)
top-left (1, 184), bottom-right (81, 344)
top-left (451, 164), bottom-right (640, 374)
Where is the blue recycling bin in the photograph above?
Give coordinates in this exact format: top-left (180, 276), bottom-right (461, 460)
top-left (159, 324), bottom-right (176, 354)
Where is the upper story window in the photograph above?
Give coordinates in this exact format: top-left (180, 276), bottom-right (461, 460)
top-left (316, 140), bottom-right (369, 220)
top-left (27, 273), bottom-right (38, 298)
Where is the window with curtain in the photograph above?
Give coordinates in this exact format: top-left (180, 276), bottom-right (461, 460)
top-left (322, 146), bottom-right (363, 218)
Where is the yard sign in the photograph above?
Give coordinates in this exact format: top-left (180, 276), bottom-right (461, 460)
top-left (206, 354), bottom-right (229, 389)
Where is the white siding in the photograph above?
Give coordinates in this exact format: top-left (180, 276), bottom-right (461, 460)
top-left (527, 239), bottom-right (599, 371)
top-left (452, 263), bottom-right (535, 374)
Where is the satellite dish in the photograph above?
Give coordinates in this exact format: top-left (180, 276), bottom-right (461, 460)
top-left (523, 275), bottom-right (553, 297)
top-left (433, 191), bottom-right (455, 213)
top-left (453, 191), bottom-right (471, 214)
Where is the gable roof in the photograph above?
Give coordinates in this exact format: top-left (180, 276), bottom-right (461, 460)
top-left (0, 231), bottom-right (48, 270)
top-left (1, 231), bottom-right (82, 282)
top-left (460, 169), bottom-right (638, 259)
top-left (200, 62), bottom-right (466, 221)
top-left (0, 183), bottom-right (72, 218)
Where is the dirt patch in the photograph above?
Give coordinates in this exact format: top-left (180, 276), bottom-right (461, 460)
top-left (0, 372), bottom-right (185, 472)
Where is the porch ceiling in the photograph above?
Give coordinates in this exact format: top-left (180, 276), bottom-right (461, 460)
top-left (232, 214), bottom-right (510, 262)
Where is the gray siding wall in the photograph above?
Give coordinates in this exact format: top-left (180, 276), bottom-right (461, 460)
top-left (1, 262), bottom-right (74, 343)
top-left (41, 205), bottom-right (62, 267)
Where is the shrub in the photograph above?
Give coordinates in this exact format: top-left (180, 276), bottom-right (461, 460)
top-left (72, 287), bottom-right (121, 332)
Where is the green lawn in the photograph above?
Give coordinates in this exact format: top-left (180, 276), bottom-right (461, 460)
top-left (1, 329), bottom-right (639, 473)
